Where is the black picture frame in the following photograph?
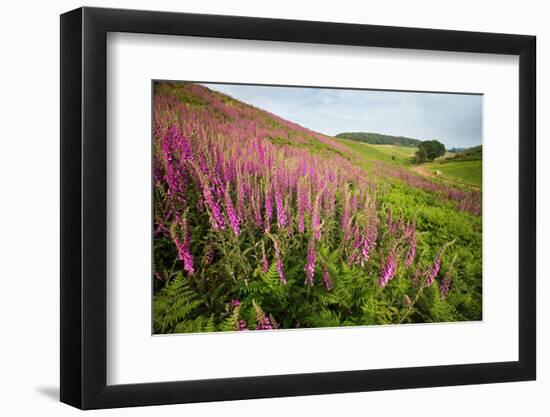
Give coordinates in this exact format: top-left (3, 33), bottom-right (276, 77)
top-left (60, 6), bottom-right (536, 410)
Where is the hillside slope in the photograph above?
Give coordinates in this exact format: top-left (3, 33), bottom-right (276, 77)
top-left (423, 145), bottom-right (483, 187)
top-left (445, 145), bottom-right (482, 162)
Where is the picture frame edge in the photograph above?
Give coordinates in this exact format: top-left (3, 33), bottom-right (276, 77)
top-left (60, 6), bottom-right (537, 410)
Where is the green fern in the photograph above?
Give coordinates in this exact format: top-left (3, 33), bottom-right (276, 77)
top-left (153, 272), bottom-right (203, 333)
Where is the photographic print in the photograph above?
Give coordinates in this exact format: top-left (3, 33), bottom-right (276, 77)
top-left (152, 81), bottom-right (482, 334)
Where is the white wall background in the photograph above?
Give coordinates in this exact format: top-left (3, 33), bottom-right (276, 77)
top-left (0, 0), bottom-right (545, 415)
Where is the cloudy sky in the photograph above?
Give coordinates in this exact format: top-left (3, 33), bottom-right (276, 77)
top-left (203, 83), bottom-right (482, 149)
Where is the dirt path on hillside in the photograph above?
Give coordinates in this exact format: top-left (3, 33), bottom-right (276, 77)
top-left (410, 165), bottom-right (432, 178)
top-left (410, 164), bottom-right (481, 190)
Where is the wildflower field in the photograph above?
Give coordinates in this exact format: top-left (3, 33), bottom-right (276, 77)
top-left (152, 82), bottom-right (482, 334)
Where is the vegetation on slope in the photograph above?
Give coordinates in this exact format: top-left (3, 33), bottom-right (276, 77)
top-left (336, 138), bottom-right (416, 167)
top-left (442, 145), bottom-right (482, 162)
top-left (422, 160), bottom-right (482, 187)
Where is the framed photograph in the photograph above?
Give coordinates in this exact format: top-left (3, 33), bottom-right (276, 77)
top-left (60, 6), bottom-right (536, 409)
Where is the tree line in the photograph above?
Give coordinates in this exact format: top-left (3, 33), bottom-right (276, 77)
top-left (336, 132), bottom-right (421, 147)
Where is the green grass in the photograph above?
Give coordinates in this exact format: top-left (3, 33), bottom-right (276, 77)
top-left (379, 180), bottom-right (482, 321)
top-left (376, 144), bottom-right (418, 159)
top-left (336, 138), bottom-right (416, 167)
top-left (337, 137), bottom-right (482, 188)
top-left (426, 160), bottom-right (482, 187)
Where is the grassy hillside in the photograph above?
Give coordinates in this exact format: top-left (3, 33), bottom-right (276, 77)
top-left (443, 145), bottom-right (482, 162)
top-left (424, 160), bottom-right (482, 187)
top-left (422, 145), bottom-right (483, 187)
top-left (152, 81), bottom-right (482, 334)
top-left (336, 138), bottom-right (416, 167)
top-left (377, 144), bottom-right (418, 159)
top-left (344, 138), bottom-right (482, 188)
top-left (336, 131), bottom-right (421, 147)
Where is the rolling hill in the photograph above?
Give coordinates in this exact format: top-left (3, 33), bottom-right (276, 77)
top-left (335, 138), bottom-right (416, 167)
top-left (423, 145), bottom-right (483, 187)
top-left (444, 145), bottom-right (482, 162)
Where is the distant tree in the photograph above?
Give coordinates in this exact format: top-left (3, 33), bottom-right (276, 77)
top-left (413, 146), bottom-right (428, 164)
top-left (415, 140), bottom-right (445, 163)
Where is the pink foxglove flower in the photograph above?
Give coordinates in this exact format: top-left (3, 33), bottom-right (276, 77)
top-left (251, 185), bottom-right (263, 228)
top-left (273, 240), bottom-right (287, 284)
top-left (274, 173), bottom-right (287, 228)
top-left (405, 233), bottom-right (416, 268)
top-left (379, 244), bottom-right (398, 287)
top-left (256, 315), bottom-right (273, 330)
top-left (440, 270), bottom-right (452, 300)
top-left (425, 252), bottom-right (443, 287)
top-left (264, 179), bottom-right (273, 233)
top-left (224, 184), bottom-right (240, 236)
top-left (236, 172), bottom-right (246, 222)
top-left (304, 240), bottom-right (316, 286)
top-left (161, 126), bottom-right (191, 200)
top-left (170, 216), bottom-right (194, 274)
top-left (199, 177), bottom-right (225, 230)
top-left (341, 187), bottom-right (351, 241)
top-left (359, 232), bottom-right (371, 267)
top-left (322, 266), bottom-right (333, 290)
top-left (297, 180), bottom-right (306, 233)
top-left (311, 189), bottom-right (323, 241)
